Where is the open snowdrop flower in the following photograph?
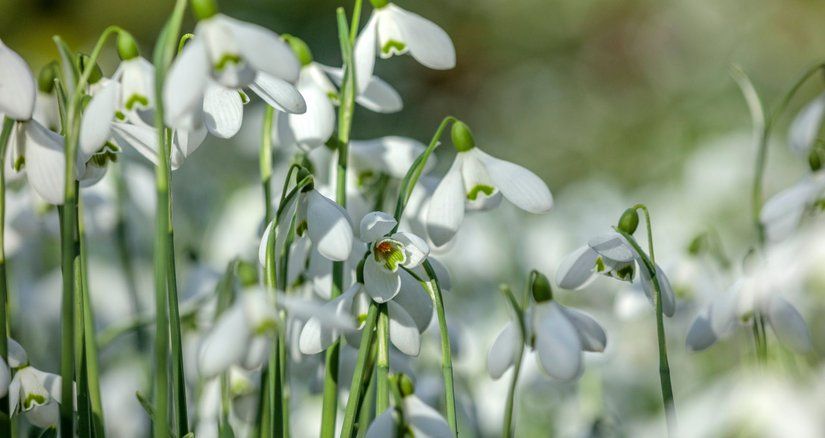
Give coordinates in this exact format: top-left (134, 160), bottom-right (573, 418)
top-left (164, 0), bottom-right (305, 135)
top-left (360, 211), bottom-right (429, 303)
top-left (426, 122), bottom-right (553, 247)
top-left (273, 35), bottom-right (402, 151)
top-left (366, 375), bottom-right (452, 438)
top-left (355, 0), bottom-right (455, 95)
top-left (556, 229), bottom-right (677, 317)
top-left (9, 365), bottom-right (65, 429)
top-left (487, 272), bottom-right (606, 381)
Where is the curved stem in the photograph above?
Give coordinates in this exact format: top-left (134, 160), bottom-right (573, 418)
top-left (423, 260), bottom-right (458, 435)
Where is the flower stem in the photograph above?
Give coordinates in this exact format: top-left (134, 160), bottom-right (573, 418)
top-left (340, 304), bottom-right (379, 438)
top-left (261, 106), bottom-right (275, 224)
top-left (423, 260), bottom-right (458, 435)
top-left (499, 285), bottom-right (525, 438)
top-left (0, 117), bottom-right (13, 437)
top-left (375, 304), bottom-right (390, 415)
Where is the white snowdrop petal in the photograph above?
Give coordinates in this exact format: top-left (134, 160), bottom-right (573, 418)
top-left (79, 80), bottom-right (117, 158)
top-left (0, 359), bottom-right (8, 399)
top-left (532, 302), bottom-right (582, 381)
top-left (473, 148), bottom-right (552, 213)
top-left (386, 4), bottom-right (456, 70)
top-left (220, 15), bottom-right (300, 83)
top-left (350, 136), bottom-right (429, 179)
top-left (7, 339), bottom-right (26, 369)
top-left (363, 258), bottom-right (401, 302)
top-left (173, 124), bottom-right (208, 163)
top-left (164, 37), bottom-right (209, 130)
top-left (274, 87), bottom-right (335, 151)
top-left (353, 14), bottom-right (379, 94)
top-left (789, 93), bottom-right (825, 157)
top-left (426, 155), bottom-right (465, 247)
top-left (299, 316), bottom-right (335, 355)
top-left (767, 295), bottom-right (812, 354)
top-left (24, 120), bottom-right (66, 205)
top-left (249, 73), bottom-right (306, 114)
top-left (258, 221), bottom-right (275, 266)
top-left (202, 84), bottom-right (243, 139)
top-left (556, 246), bottom-right (599, 290)
top-left (588, 232), bottom-right (634, 263)
top-left (25, 402), bottom-right (60, 429)
top-left (0, 41), bottom-right (36, 121)
top-left (760, 178), bottom-right (818, 242)
top-left (656, 265), bottom-right (677, 318)
top-left (487, 322), bottom-right (520, 379)
top-left (393, 231), bottom-right (429, 268)
top-left (559, 306), bottom-right (607, 352)
top-left (360, 211), bottom-right (397, 242)
top-left (406, 395), bottom-right (453, 438)
top-left (111, 122), bottom-right (160, 166)
top-left (685, 313), bottom-right (718, 352)
top-left (356, 75), bottom-right (403, 113)
top-left (365, 407), bottom-right (397, 438)
top-left (395, 270), bottom-right (434, 332)
top-left (306, 190), bottom-right (354, 261)
top-left (198, 305), bottom-right (251, 379)
top-left (241, 336), bottom-right (270, 370)
top-left (388, 301), bottom-right (421, 356)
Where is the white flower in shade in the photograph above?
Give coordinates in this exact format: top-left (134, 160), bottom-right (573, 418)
top-left (9, 366), bottom-right (64, 429)
top-left (426, 122), bottom-right (553, 247)
top-left (355, 0), bottom-right (455, 94)
top-left (0, 40), bottom-right (36, 122)
top-left (488, 297), bottom-right (606, 382)
top-left (686, 278), bottom-right (812, 354)
top-left (789, 92), bottom-right (825, 158)
top-left (274, 35), bottom-right (402, 152)
top-left (760, 173), bottom-right (825, 242)
top-left (163, 9), bottom-right (306, 135)
top-left (556, 230), bottom-right (677, 317)
top-left (349, 136), bottom-right (433, 182)
top-left (360, 211), bottom-right (429, 303)
top-left (367, 393), bottom-right (452, 438)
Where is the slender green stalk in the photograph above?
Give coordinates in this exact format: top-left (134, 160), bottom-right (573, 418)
top-left (340, 304), bottom-right (379, 437)
top-left (150, 1), bottom-right (188, 435)
top-left (422, 260), bottom-right (458, 434)
top-left (0, 117), bottom-right (13, 437)
top-left (263, 210), bottom-right (282, 438)
top-left (167, 227), bottom-right (189, 436)
top-left (355, 366), bottom-right (376, 438)
top-left (74, 250), bottom-right (90, 438)
top-left (614, 226), bottom-right (675, 435)
top-left (261, 106), bottom-right (275, 224)
top-left (375, 304), bottom-right (390, 416)
top-left (499, 286), bottom-right (525, 438)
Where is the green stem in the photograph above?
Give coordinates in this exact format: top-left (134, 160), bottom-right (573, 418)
top-left (340, 304), bottom-right (379, 438)
top-left (261, 106), bottom-right (275, 225)
top-left (499, 286), bottom-right (525, 438)
top-left (375, 304), bottom-right (390, 416)
top-left (0, 117), bottom-right (13, 437)
top-left (422, 260), bottom-right (458, 434)
top-left (167, 227), bottom-right (189, 437)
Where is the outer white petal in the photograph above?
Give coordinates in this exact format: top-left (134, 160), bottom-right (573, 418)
top-left (353, 14), bottom-right (379, 94)
top-left (385, 4), bottom-right (455, 70)
top-left (357, 74), bottom-right (403, 113)
top-left (8, 338), bottom-right (27, 368)
top-left (258, 221), bottom-right (275, 266)
top-left (79, 80), bottom-right (117, 158)
top-left (363, 258), bottom-right (401, 302)
top-left (274, 87), bottom-right (335, 151)
top-left (559, 306), bottom-right (607, 352)
top-left (532, 301), bottom-right (583, 381)
top-left (388, 301), bottom-right (421, 356)
top-left (220, 15), bottom-right (300, 83)
top-left (240, 336), bottom-right (270, 370)
top-left (360, 211), bottom-right (397, 242)
top-left (487, 322), bottom-right (520, 379)
top-left (24, 120), bottom-right (66, 205)
top-left (406, 395), bottom-right (453, 438)
top-left (426, 155), bottom-right (465, 247)
top-left (25, 402), bottom-right (60, 429)
top-left (249, 73), bottom-right (306, 114)
top-left (306, 190), bottom-right (354, 261)
top-left (760, 177), bottom-right (819, 241)
top-left (395, 270), bottom-right (434, 332)
top-left (365, 407), bottom-right (397, 438)
top-left (202, 84), bottom-right (243, 139)
top-left (588, 232), bottom-right (635, 263)
top-left (350, 136), bottom-right (430, 179)
top-left (173, 124), bottom-right (208, 163)
top-left (198, 304), bottom-right (251, 378)
top-left (766, 295), bottom-right (812, 353)
top-left (164, 37), bottom-right (209, 130)
top-left (393, 231), bottom-right (429, 268)
top-left (0, 359), bottom-right (9, 399)
top-left (555, 246), bottom-right (599, 290)
top-left (299, 286), bottom-right (356, 355)
top-left (0, 41), bottom-right (36, 121)
top-left (789, 93), bottom-right (825, 156)
top-left (473, 148), bottom-right (552, 213)
top-left (639, 264), bottom-right (676, 317)
top-left (685, 312), bottom-right (718, 352)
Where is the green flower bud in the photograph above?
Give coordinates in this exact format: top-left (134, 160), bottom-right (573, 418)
top-left (76, 54), bottom-right (103, 85)
top-left (37, 62), bottom-right (59, 94)
top-left (370, 0), bottom-right (390, 8)
top-left (191, 0), bottom-right (219, 20)
top-left (809, 149), bottom-right (822, 172)
top-left (451, 121), bottom-right (476, 152)
top-left (282, 34), bottom-right (313, 67)
top-left (117, 31), bottom-right (140, 60)
top-left (398, 374), bottom-right (415, 398)
top-left (236, 260), bottom-right (259, 287)
top-left (530, 270), bottom-right (553, 302)
top-left (617, 208), bottom-right (639, 234)
top-left (297, 168), bottom-right (314, 192)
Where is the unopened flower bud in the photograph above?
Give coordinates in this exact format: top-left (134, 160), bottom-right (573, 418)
top-left (37, 62), bottom-right (59, 94)
top-left (117, 31), bottom-right (140, 61)
top-left (283, 34), bottom-right (313, 67)
top-left (617, 208), bottom-right (639, 234)
top-left (192, 0), bottom-right (219, 20)
top-left (76, 54), bottom-right (103, 84)
top-left (370, 0), bottom-right (390, 8)
top-left (530, 270), bottom-right (553, 302)
top-left (398, 374), bottom-right (415, 398)
top-left (451, 121), bottom-right (476, 152)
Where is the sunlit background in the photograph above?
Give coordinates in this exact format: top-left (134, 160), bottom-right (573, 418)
top-left (3, 0), bottom-right (825, 436)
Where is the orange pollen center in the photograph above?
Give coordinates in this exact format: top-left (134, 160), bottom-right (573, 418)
top-left (376, 241), bottom-right (393, 255)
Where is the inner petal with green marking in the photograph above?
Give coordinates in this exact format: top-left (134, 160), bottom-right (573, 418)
top-left (467, 184), bottom-right (496, 201)
top-left (214, 53), bottom-right (243, 72)
top-left (373, 238), bottom-right (406, 272)
top-left (381, 40), bottom-right (407, 56)
top-left (124, 94), bottom-right (149, 111)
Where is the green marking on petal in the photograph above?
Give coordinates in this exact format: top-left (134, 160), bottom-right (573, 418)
top-left (296, 220), bottom-right (308, 237)
top-left (115, 110), bottom-right (127, 121)
top-left (594, 256), bottom-right (606, 273)
top-left (124, 94), bottom-right (149, 111)
top-left (214, 53), bottom-right (243, 72)
top-left (357, 313), bottom-right (368, 325)
top-left (357, 170), bottom-right (376, 188)
top-left (612, 265), bottom-right (635, 282)
top-left (253, 319), bottom-right (278, 335)
top-left (373, 239), bottom-right (406, 271)
top-left (467, 184), bottom-right (495, 201)
top-left (23, 393), bottom-right (47, 410)
top-left (381, 40), bottom-right (406, 56)
top-left (239, 90), bottom-right (250, 104)
top-left (14, 156), bottom-right (25, 172)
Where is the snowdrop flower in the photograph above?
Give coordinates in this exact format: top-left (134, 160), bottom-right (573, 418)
top-left (788, 92), bottom-right (825, 158)
top-left (366, 376), bottom-right (452, 438)
top-left (164, 0), bottom-right (305, 136)
top-left (355, 0), bottom-right (455, 94)
top-left (360, 211), bottom-right (429, 303)
top-left (488, 272), bottom-right (606, 381)
top-left (426, 122), bottom-right (553, 247)
top-left (9, 366), bottom-right (65, 429)
top-left (349, 136), bottom-right (433, 183)
top-left (299, 283), bottom-right (363, 355)
top-left (33, 63), bottom-right (61, 132)
top-left (274, 36), bottom-right (402, 151)
top-left (760, 169), bottom-right (825, 242)
top-left (556, 229), bottom-right (677, 317)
